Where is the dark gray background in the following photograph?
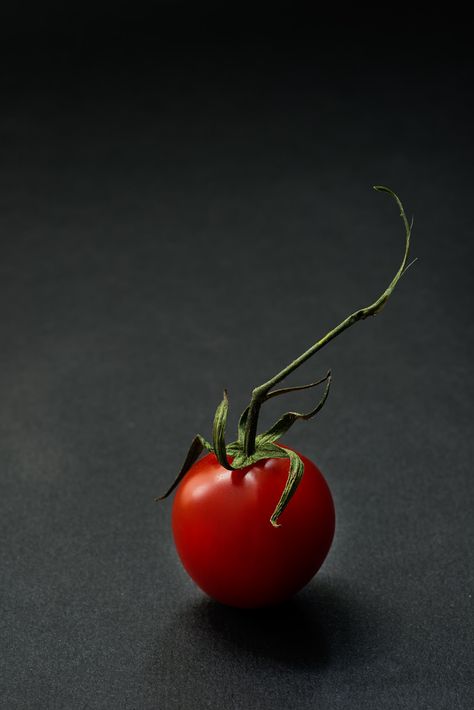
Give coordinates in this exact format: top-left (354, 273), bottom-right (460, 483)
top-left (1, 7), bottom-right (473, 709)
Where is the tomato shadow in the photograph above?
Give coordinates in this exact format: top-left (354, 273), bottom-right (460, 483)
top-left (182, 589), bottom-right (331, 668)
top-left (173, 577), bottom-right (381, 669)
top-left (147, 576), bottom-right (388, 688)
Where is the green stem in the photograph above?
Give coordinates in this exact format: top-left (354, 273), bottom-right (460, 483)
top-left (242, 185), bottom-right (412, 456)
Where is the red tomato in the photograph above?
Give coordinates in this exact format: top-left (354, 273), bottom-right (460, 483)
top-left (172, 446), bottom-right (335, 608)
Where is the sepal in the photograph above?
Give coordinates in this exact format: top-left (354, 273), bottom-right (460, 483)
top-left (154, 434), bottom-right (212, 501)
top-left (212, 390), bottom-right (235, 470)
top-left (256, 371), bottom-right (332, 447)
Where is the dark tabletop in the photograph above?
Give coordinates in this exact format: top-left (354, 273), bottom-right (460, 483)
top-left (1, 8), bottom-right (473, 709)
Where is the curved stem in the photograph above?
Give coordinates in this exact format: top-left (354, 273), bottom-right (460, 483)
top-left (242, 186), bottom-right (412, 456)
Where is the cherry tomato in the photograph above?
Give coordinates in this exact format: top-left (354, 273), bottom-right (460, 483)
top-left (160, 187), bottom-right (412, 607)
top-left (172, 447), bottom-right (335, 608)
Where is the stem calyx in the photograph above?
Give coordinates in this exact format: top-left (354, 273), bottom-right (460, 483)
top-left (156, 186), bottom-right (414, 526)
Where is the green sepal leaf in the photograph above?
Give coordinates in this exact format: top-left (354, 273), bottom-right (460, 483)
top-left (270, 447), bottom-right (305, 527)
top-left (223, 440), bottom-right (305, 525)
top-left (212, 389), bottom-right (235, 470)
top-left (225, 440), bottom-right (241, 456)
top-left (256, 370), bottom-right (332, 447)
top-left (154, 434), bottom-right (212, 501)
top-left (264, 373), bottom-right (330, 401)
top-left (237, 405), bottom-right (250, 446)
top-left (228, 441), bottom-right (288, 469)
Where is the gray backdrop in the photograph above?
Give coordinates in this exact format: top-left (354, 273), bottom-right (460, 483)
top-left (1, 10), bottom-right (473, 709)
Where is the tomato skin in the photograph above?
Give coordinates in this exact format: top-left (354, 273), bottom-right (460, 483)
top-left (171, 447), bottom-right (335, 608)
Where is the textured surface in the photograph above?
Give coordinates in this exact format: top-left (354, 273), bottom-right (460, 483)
top-left (0, 15), bottom-right (473, 709)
